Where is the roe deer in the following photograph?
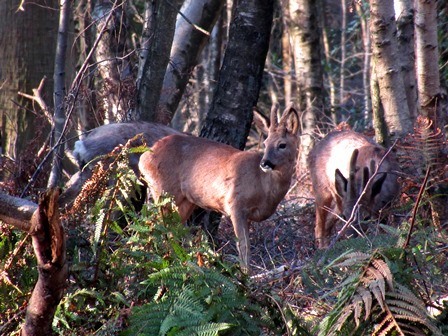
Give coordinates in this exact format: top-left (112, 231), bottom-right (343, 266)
top-left (138, 104), bottom-right (300, 272)
top-left (60, 122), bottom-right (181, 207)
top-left (308, 130), bottom-right (400, 248)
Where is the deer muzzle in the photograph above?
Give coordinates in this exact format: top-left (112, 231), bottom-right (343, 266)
top-left (260, 159), bottom-right (275, 172)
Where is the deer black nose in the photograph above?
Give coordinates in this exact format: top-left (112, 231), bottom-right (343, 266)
top-left (260, 159), bottom-right (275, 172)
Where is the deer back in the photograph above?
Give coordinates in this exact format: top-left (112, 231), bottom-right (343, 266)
top-left (73, 122), bottom-right (181, 173)
top-left (60, 122), bottom-right (180, 207)
top-left (139, 104), bottom-right (300, 222)
top-left (309, 129), bottom-right (400, 224)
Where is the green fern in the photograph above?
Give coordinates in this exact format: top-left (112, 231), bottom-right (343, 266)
top-left (317, 251), bottom-right (443, 336)
top-left (123, 262), bottom-right (268, 335)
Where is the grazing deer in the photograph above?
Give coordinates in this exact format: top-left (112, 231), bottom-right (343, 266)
top-left (308, 130), bottom-right (400, 248)
top-left (60, 122), bottom-right (181, 207)
top-left (138, 104), bottom-right (300, 272)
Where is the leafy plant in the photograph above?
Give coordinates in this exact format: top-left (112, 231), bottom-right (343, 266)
top-left (317, 251), bottom-right (443, 336)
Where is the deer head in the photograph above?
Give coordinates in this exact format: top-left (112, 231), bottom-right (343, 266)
top-left (139, 103), bottom-right (300, 272)
top-left (308, 130), bottom-right (400, 249)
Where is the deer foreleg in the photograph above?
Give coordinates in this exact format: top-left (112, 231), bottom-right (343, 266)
top-left (230, 213), bottom-right (250, 273)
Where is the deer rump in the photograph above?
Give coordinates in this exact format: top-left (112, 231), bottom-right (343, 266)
top-left (308, 130), bottom-right (400, 248)
top-left (139, 104), bottom-right (299, 272)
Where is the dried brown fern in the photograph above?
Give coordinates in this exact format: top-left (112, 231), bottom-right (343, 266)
top-left (396, 116), bottom-right (448, 235)
top-left (319, 251), bottom-right (443, 336)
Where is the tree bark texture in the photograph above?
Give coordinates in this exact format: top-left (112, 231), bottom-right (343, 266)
top-left (48, 0), bottom-right (70, 189)
top-left (92, 1), bottom-right (133, 122)
top-left (21, 189), bottom-right (68, 336)
top-left (288, 0), bottom-right (324, 170)
top-left (415, 0), bottom-right (443, 126)
top-left (200, 0), bottom-right (274, 150)
top-left (395, 0), bottom-right (418, 122)
top-left (137, 0), bottom-right (183, 123)
top-left (370, 0), bottom-right (413, 136)
top-left (157, 0), bottom-right (225, 125)
top-left (0, 193), bottom-right (36, 231)
top-left (0, 0), bottom-right (58, 166)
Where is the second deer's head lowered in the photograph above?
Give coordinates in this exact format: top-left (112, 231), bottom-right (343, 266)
top-left (308, 130), bottom-right (400, 249)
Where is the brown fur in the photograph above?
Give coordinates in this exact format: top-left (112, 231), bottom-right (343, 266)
top-left (139, 104), bottom-right (300, 272)
top-left (308, 130), bottom-right (400, 248)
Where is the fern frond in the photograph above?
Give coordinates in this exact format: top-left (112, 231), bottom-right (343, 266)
top-left (352, 294), bottom-right (363, 326)
top-left (374, 315), bottom-right (405, 336)
top-left (369, 280), bottom-right (386, 311)
top-left (387, 299), bottom-right (427, 320)
top-left (329, 251), bottom-right (370, 269)
top-left (357, 286), bottom-right (372, 321)
top-left (371, 258), bottom-right (393, 290)
top-left (175, 323), bottom-right (233, 336)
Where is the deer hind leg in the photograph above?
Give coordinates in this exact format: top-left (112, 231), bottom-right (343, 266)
top-left (175, 199), bottom-right (197, 223)
top-left (315, 197), bottom-right (333, 249)
top-left (230, 212), bottom-right (250, 273)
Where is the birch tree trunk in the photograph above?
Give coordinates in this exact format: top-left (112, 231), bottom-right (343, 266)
top-left (414, 0), bottom-right (448, 232)
top-left (137, 0), bottom-right (183, 123)
top-left (355, 1), bottom-right (372, 127)
top-left (48, 0), bottom-right (70, 189)
top-left (200, 0), bottom-right (274, 149)
top-left (92, 1), bottom-right (133, 123)
top-left (415, 0), bottom-right (442, 125)
top-left (370, 0), bottom-right (413, 138)
top-left (395, 0), bottom-right (418, 122)
top-left (288, 0), bottom-right (324, 170)
top-left (157, 0), bottom-right (225, 125)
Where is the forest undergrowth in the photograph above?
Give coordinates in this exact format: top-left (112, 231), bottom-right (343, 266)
top-left (1, 144), bottom-right (447, 335)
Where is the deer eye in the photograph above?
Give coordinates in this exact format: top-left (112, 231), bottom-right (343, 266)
top-left (278, 143), bottom-right (287, 149)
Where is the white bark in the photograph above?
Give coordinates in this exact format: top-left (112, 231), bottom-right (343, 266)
top-left (370, 0), bottom-right (413, 136)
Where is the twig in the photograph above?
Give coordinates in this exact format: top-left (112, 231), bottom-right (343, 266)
top-left (330, 139), bottom-right (399, 249)
top-left (166, 0), bottom-right (211, 36)
top-left (17, 76), bottom-right (53, 126)
top-left (403, 166), bottom-right (431, 249)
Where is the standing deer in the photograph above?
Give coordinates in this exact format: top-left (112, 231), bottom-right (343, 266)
top-left (139, 104), bottom-right (300, 272)
top-left (308, 130), bottom-right (400, 248)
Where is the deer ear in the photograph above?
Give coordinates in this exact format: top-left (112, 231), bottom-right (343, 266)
top-left (371, 172), bottom-right (387, 198)
top-left (253, 107), bottom-right (270, 135)
top-left (335, 169), bottom-right (348, 197)
top-left (269, 103), bottom-right (280, 129)
top-left (287, 107), bottom-right (300, 135)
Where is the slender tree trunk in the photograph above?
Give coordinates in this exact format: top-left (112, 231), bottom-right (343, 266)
top-left (157, 0), bottom-right (225, 125)
top-left (281, 3), bottom-right (295, 106)
top-left (370, 0), bottom-right (413, 138)
top-left (73, 0), bottom-right (97, 134)
top-left (414, 0), bottom-right (448, 236)
top-left (371, 64), bottom-right (388, 146)
top-left (339, 0), bottom-right (347, 115)
top-left (92, 1), bottom-right (133, 123)
top-left (415, 0), bottom-right (442, 125)
top-left (136, 0), bottom-right (183, 123)
top-left (395, 0), bottom-right (418, 122)
top-left (355, 1), bottom-right (372, 127)
top-left (48, 0), bottom-right (70, 189)
top-left (320, 0), bottom-right (337, 125)
top-left (200, 0), bottom-right (274, 149)
top-left (288, 0), bottom-right (325, 171)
